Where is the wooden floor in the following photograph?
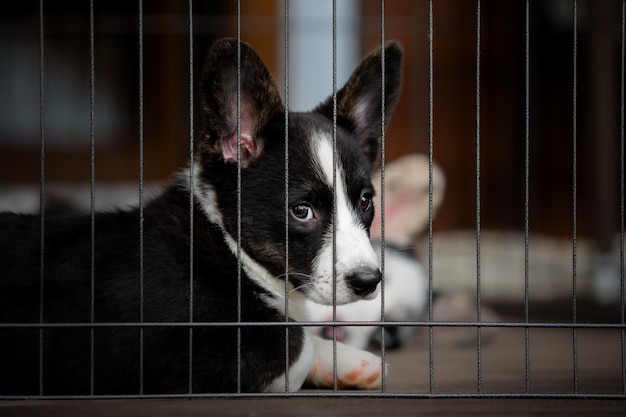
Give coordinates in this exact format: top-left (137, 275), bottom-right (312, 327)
top-left (385, 326), bottom-right (625, 395)
top-left (0, 398), bottom-right (625, 417)
top-left (1, 314), bottom-right (625, 416)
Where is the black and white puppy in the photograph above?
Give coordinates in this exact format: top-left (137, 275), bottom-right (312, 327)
top-left (0, 38), bottom-right (402, 395)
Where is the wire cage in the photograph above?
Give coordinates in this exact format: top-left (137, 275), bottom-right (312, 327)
top-left (0, 0), bottom-right (625, 405)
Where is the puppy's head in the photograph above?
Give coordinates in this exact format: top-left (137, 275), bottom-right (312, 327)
top-left (196, 38), bottom-right (402, 306)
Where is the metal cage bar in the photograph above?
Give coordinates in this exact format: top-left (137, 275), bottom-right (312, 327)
top-left (283, 0), bottom-right (291, 394)
top-left (475, 0), bottom-right (483, 394)
top-left (331, 0), bottom-right (339, 393)
top-left (138, 0), bottom-right (145, 396)
top-left (572, 0), bottom-right (580, 394)
top-left (236, 0), bottom-right (243, 394)
top-left (3, 320), bottom-right (626, 330)
top-left (88, 0), bottom-right (96, 396)
top-left (523, 0), bottom-right (531, 395)
top-left (621, 0), bottom-right (626, 397)
top-left (187, 0), bottom-right (195, 395)
top-left (37, 0), bottom-right (45, 398)
top-left (379, 0), bottom-right (387, 393)
top-left (427, 0), bottom-right (435, 396)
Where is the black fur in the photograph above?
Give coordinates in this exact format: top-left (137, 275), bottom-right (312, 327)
top-left (0, 188), bottom-right (303, 394)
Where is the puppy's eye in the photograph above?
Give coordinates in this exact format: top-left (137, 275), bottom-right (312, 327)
top-left (291, 203), bottom-right (314, 221)
top-left (359, 191), bottom-right (373, 212)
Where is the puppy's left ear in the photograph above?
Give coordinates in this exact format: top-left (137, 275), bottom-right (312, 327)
top-left (200, 38), bottom-right (284, 167)
top-left (315, 41), bottom-right (402, 166)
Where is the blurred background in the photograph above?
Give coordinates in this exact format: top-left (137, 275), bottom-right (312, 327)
top-left (0, 0), bottom-right (624, 317)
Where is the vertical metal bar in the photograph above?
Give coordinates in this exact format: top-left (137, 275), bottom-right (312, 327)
top-left (138, 0), bottom-right (145, 396)
top-left (572, 0), bottom-right (579, 394)
top-left (188, 0), bottom-right (194, 394)
top-left (284, 0), bottom-right (290, 393)
top-left (427, 0), bottom-right (434, 396)
top-left (236, 0), bottom-right (242, 394)
top-left (618, 0), bottom-right (626, 394)
top-left (331, 0), bottom-right (338, 393)
top-left (89, 0), bottom-right (96, 396)
top-left (524, 0), bottom-right (531, 395)
top-left (475, 0), bottom-right (482, 395)
top-left (379, 0), bottom-right (386, 394)
top-left (38, 0), bottom-right (45, 398)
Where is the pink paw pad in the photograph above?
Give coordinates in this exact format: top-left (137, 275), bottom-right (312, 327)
top-left (338, 360), bottom-right (383, 389)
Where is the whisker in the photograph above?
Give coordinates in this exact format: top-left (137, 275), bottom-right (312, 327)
top-left (275, 271), bottom-right (314, 280)
top-left (288, 282), bottom-right (316, 295)
top-left (274, 271), bottom-right (318, 295)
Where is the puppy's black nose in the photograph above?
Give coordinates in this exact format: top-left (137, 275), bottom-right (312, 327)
top-left (347, 268), bottom-right (382, 297)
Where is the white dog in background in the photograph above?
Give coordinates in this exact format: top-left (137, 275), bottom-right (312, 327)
top-left (306, 154), bottom-right (446, 350)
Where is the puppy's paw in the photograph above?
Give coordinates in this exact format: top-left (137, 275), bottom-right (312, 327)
top-left (307, 335), bottom-right (386, 389)
top-left (311, 356), bottom-right (384, 390)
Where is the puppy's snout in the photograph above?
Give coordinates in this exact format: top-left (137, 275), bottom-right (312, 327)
top-left (347, 268), bottom-right (382, 297)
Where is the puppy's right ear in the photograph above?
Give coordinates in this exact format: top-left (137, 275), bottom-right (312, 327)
top-left (200, 38), bottom-right (284, 167)
top-left (314, 41), bottom-right (402, 168)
